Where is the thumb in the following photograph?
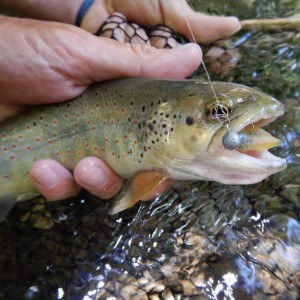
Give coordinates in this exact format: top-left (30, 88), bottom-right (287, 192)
top-left (85, 37), bottom-right (202, 81)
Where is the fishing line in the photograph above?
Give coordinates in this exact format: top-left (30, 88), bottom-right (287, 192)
top-left (177, 0), bottom-right (232, 128)
top-left (177, 0), bottom-right (245, 150)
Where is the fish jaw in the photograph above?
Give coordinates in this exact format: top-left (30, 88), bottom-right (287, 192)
top-left (206, 106), bottom-right (286, 184)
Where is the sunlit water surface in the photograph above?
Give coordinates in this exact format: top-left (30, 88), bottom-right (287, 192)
top-left (0, 0), bottom-right (299, 299)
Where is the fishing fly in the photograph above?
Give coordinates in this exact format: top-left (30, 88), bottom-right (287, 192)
top-left (178, 0), bottom-right (242, 151)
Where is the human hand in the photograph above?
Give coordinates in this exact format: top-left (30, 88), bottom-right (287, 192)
top-left (0, 0), bottom-right (240, 202)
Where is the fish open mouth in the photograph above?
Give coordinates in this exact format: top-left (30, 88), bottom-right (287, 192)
top-left (208, 107), bottom-right (286, 185)
top-left (222, 111), bottom-right (286, 170)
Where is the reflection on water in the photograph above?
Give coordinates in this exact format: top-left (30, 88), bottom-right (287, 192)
top-left (0, 0), bottom-right (299, 299)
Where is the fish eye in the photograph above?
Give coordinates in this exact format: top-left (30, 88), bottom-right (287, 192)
top-left (185, 116), bottom-right (194, 126)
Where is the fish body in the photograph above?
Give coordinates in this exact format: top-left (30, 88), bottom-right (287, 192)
top-left (0, 78), bottom-right (286, 215)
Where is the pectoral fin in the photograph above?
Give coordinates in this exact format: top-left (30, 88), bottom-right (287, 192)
top-left (109, 171), bottom-right (172, 215)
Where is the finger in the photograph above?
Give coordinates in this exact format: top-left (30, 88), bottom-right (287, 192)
top-left (110, 0), bottom-right (241, 44)
top-left (29, 159), bottom-right (80, 201)
top-left (74, 157), bottom-right (124, 199)
top-left (84, 36), bottom-right (202, 80)
top-left (181, 14), bottom-right (241, 44)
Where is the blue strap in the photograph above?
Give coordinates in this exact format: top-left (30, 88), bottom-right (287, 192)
top-left (75, 0), bottom-right (95, 27)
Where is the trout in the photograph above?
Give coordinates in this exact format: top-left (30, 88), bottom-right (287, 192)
top-left (0, 78), bottom-right (286, 216)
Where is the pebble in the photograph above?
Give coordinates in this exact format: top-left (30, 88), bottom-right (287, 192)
top-left (180, 280), bottom-right (197, 296)
top-left (162, 288), bottom-right (175, 300)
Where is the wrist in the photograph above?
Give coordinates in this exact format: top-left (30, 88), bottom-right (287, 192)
top-left (79, 0), bottom-right (109, 33)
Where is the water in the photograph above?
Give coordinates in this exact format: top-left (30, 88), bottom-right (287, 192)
top-left (0, 0), bottom-right (299, 299)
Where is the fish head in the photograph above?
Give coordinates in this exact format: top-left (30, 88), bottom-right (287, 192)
top-left (147, 81), bottom-right (286, 184)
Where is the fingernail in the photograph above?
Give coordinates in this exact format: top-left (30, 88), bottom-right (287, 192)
top-left (33, 167), bottom-right (59, 189)
top-left (81, 163), bottom-right (107, 189)
top-left (227, 16), bottom-right (242, 35)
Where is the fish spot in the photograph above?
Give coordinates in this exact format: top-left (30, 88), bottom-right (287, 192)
top-left (142, 105), bottom-right (145, 112)
top-left (185, 116), bottom-right (194, 126)
top-left (128, 117), bottom-right (131, 122)
top-left (33, 122), bottom-right (37, 127)
top-left (11, 144), bottom-right (16, 148)
top-left (26, 146), bottom-right (32, 151)
top-left (150, 101), bottom-right (154, 107)
top-left (147, 123), bottom-right (154, 131)
top-left (35, 138), bottom-right (41, 142)
top-left (189, 135), bottom-right (198, 143)
top-left (162, 124), bottom-right (167, 128)
top-left (115, 139), bottom-right (119, 144)
top-left (10, 155), bottom-right (16, 160)
top-left (130, 101), bottom-right (134, 106)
